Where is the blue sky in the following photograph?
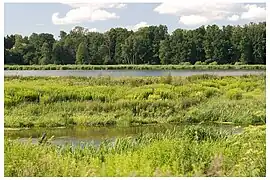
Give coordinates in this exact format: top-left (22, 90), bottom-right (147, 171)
top-left (4, 2), bottom-right (266, 38)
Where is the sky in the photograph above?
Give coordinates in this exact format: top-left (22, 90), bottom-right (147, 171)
top-left (4, 1), bottom-right (266, 38)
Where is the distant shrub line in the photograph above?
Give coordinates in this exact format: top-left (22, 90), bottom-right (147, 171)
top-left (4, 64), bottom-right (266, 70)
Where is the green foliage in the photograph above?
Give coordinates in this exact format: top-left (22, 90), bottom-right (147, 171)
top-left (4, 22), bottom-right (266, 65)
top-left (4, 74), bottom-right (266, 177)
top-left (4, 125), bottom-right (266, 176)
top-left (180, 62), bottom-right (192, 65)
top-left (159, 38), bottom-right (172, 65)
top-left (76, 42), bottom-right (89, 65)
top-left (195, 61), bottom-right (205, 65)
top-left (209, 61), bottom-right (218, 65)
top-left (226, 88), bottom-right (244, 100)
top-left (4, 75), bottom-right (265, 128)
top-left (40, 42), bottom-right (52, 65)
top-left (160, 73), bottom-right (172, 84)
top-left (4, 64), bottom-right (266, 70)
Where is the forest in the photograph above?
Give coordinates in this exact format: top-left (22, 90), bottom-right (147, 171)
top-left (4, 22), bottom-right (266, 66)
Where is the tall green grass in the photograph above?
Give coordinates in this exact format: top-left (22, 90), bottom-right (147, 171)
top-left (4, 75), bottom-right (266, 177)
top-left (4, 64), bottom-right (266, 70)
top-left (4, 125), bottom-right (266, 177)
top-left (4, 75), bottom-right (265, 127)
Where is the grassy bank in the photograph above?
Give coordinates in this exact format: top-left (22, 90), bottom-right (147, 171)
top-left (4, 75), bottom-right (265, 128)
top-left (5, 125), bottom-right (266, 177)
top-left (4, 64), bottom-right (266, 70)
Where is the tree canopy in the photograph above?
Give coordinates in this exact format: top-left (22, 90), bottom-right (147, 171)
top-left (4, 22), bottom-right (266, 65)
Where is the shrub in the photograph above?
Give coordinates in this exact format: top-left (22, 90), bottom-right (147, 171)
top-left (161, 73), bottom-right (172, 84)
top-left (209, 61), bottom-right (218, 65)
top-left (195, 61), bottom-right (203, 65)
top-left (226, 88), bottom-right (244, 100)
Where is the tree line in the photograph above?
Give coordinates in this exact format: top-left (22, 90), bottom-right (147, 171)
top-left (4, 22), bottom-right (266, 65)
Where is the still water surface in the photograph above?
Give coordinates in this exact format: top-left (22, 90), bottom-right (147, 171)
top-left (5, 124), bottom-right (243, 146)
top-left (4, 69), bottom-right (265, 77)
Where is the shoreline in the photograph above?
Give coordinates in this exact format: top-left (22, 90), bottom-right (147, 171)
top-left (4, 64), bottom-right (266, 70)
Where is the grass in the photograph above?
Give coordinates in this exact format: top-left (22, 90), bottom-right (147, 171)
top-left (4, 64), bottom-right (266, 70)
top-left (4, 74), bottom-right (266, 177)
top-left (4, 125), bottom-right (266, 177)
top-left (4, 74), bottom-right (265, 127)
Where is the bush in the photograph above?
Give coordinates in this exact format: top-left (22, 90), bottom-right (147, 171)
top-left (4, 64), bottom-right (266, 70)
top-left (161, 73), bottom-right (172, 84)
top-left (209, 61), bottom-right (218, 65)
top-left (195, 61), bottom-right (203, 65)
top-left (226, 88), bottom-right (244, 100)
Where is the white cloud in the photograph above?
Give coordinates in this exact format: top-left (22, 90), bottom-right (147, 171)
top-left (179, 15), bottom-right (208, 26)
top-left (241, 4), bottom-right (266, 21)
top-left (88, 28), bottom-right (98, 32)
top-left (66, 3), bottom-right (126, 9)
top-left (154, 1), bottom-right (266, 27)
top-left (110, 3), bottom-right (126, 9)
top-left (125, 21), bottom-right (150, 31)
top-left (228, 14), bottom-right (240, 21)
top-left (91, 9), bottom-right (118, 21)
top-left (52, 3), bottom-right (126, 25)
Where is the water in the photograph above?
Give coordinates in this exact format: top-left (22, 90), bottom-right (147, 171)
top-left (5, 124), bottom-right (243, 146)
top-left (4, 69), bottom-right (265, 77)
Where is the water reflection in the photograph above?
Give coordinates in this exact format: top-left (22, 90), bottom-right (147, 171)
top-left (5, 123), bottom-right (243, 146)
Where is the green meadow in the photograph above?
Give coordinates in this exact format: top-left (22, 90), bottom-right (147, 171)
top-left (4, 74), bottom-right (266, 177)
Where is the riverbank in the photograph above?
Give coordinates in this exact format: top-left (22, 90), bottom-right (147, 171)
top-left (4, 64), bottom-right (266, 70)
top-left (5, 75), bottom-right (265, 128)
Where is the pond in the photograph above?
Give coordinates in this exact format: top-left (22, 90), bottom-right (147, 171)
top-left (5, 123), bottom-right (243, 146)
top-left (4, 69), bottom-right (265, 77)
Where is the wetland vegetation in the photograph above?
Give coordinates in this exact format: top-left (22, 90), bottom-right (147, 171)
top-left (4, 74), bottom-right (266, 176)
top-left (4, 64), bottom-right (266, 70)
top-left (4, 19), bottom-right (266, 177)
top-left (5, 125), bottom-right (265, 176)
top-left (4, 75), bottom-right (265, 128)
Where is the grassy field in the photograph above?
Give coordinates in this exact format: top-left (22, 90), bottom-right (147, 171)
top-left (4, 64), bottom-right (266, 70)
top-left (5, 125), bottom-right (265, 177)
top-left (4, 74), bottom-right (266, 177)
top-left (4, 75), bottom-right (265, 128)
